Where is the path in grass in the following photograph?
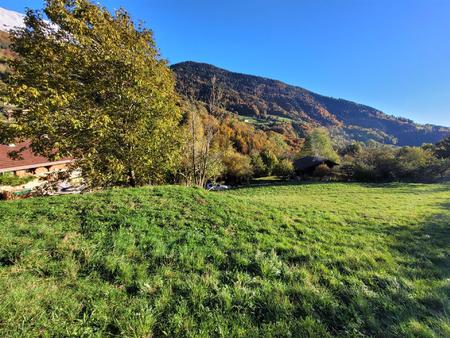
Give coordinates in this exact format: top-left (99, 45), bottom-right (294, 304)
top-left (0, 183), bottom-right (449, 337)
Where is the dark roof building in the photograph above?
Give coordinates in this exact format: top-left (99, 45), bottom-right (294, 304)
top-left (294, 156), bottom-right (339, 174)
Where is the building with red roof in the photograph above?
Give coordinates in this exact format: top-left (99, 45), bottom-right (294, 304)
top-left (0, 141), bottom-right (73, 177)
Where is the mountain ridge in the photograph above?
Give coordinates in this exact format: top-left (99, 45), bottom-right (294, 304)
top-left (171, 61), bottom-right (449, 146)
top-left (0, 7), bottom-right (448, 146)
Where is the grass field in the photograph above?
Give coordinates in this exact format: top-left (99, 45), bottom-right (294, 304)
top-left (0, 183), bottom-right (449, 337)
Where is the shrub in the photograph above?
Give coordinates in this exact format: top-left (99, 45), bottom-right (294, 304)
top-left (435, 136), bottom-right (450, 159)
top-left (340, 143), bottom-right (450, 182)
top-left (313, 164), bottom-right (331, 177)
top-left (260, 150), bottom-right (278, 175)
top-left (272, 159), bottom-right (294, 177)
top-left (339, 142), bottom-right (363, 157)
top-left (301, 128), bottom-right (339, 162)
top-left (251, 153), bottom-right (269, 177)
top-left (222, 150), bottom-right (253, 183)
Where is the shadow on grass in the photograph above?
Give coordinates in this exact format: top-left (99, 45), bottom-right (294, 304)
top-left (230, 179), bottom-right (338, 191)
top-left (389, 201), bottom-right (450, 278)
top-left (229, 180), bottom-right (450, 194)
top-left (358, 181), bottom-right (450, 192)
top-left (376, 200), bottom-right (450, 335)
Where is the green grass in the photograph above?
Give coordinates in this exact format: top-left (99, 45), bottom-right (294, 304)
top-left (238, 115), bottom-right (294, 126)
top-left (0, 173), bottom-right (35, 187)
top-left (0, 183), bottom-right (449, 337)
top-left (250, 175), bottom-right (286, 183)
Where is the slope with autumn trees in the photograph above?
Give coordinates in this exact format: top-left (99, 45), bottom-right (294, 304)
top-left (171, 61), bottom-right (450, 146)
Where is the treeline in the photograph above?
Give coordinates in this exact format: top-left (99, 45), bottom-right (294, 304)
top-left (176, 98), bottom-right (450, 184)
top-left (338, 139), bottom-right (450, 182)
top-left (176, 100), bottom-right (296, 185)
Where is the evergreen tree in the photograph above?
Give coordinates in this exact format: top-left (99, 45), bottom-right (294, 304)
top-left (5, 0), bottom-right (181, 187)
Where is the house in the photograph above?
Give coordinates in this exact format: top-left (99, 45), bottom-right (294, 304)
top-left (0, 141), bottom-right (73, 177)
top-left (293, 156), bottom-right (339, 175)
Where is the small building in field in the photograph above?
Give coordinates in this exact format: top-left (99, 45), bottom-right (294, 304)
top-left (294, 156), bottom-right (339, 176)
top-left (0, 142), bottom-right (73, 177)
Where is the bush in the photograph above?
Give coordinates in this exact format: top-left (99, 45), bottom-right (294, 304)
top-left (340, 144), bottom-right (450, 182)
top-left (313, 164), bottom-right (331, 177)
top-left (222, 150), bottom-right (253, 183)
top-left (435, 136), bottom-right (450, 159)
top-left (260, 150), bottom-right (278, 175)
top-left (341, 145), bottom-right (397, 182)
top-left (301, 128), bottom-right (339, 162)
top-left (251, 153), bottom-right (269, 177)
top-left (272, 159), bottom-right (294, 177)
top-left (339, 142), bottom-right (363, 157)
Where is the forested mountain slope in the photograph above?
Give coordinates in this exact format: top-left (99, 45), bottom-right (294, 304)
top-left (172, 61), bottom-right (449, 146)
top-left (1, 5), bottom-right (448, 147)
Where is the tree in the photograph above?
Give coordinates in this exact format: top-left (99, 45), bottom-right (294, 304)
top-left (339, 142), bottom-right (363, 157)
top-left (222, 149), bottom-right (253, 183)
top-left (266, 132), bottom-right (290, 159)
top-left (272, 159), bottom-right (294, 177)
top-left (396, 147), bottom-right (434, 180)
top-left (5, 0), bottom-right (181, 187)
top-left (435, 137), bottom-right (450, 159)
top-left (425, 157), bottom-right (450, 180)
top-left (339, 143), bottom-right (449, 182)
top-left (178, 103), bottom-right (223, 186)
top-left (340, 143), bottom-right (396, 182)
top-left (207, 75), bottom-right (224, 119)
top-left (251, 153), bottom-right (269, 178)
top-left (301, 128), bottom-right (339, 161)
top-left (260, 150), bottom-right (278, 175)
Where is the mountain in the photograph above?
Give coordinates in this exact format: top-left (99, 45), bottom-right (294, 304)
top-left (0, 30), bottom-right (12, 75)
top-left (171, 61), bottom-right (450, 146)
top-left (0, 7), bottom-right (25, 32)
top-left (0, 8), bottom-right (23, 81)
top-left (1, 7), bottom-right (448, 146)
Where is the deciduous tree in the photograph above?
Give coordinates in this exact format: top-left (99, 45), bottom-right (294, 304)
top-left (301, 128), bottom-right (339, 161)
top-left (178, 103), bottom-right (223, 186)
top-left (5, 0), bottom-right (181, 187)
top-left (435, 137), bottom-right (450, 159)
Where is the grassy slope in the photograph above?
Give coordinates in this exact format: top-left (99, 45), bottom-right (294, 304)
top-left (0, 183), bottom-right (449, 337)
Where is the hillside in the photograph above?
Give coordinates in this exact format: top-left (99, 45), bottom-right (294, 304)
top-left (172, 62), bottom-right (450, 146)
top-left (0, 30), bottom-right (13, 82)
top-left (1, 183), bottom-right (449, 336)
top-left (1, 6), bottom-right (449, 147)
top-left (0, 8), bottom-right (21, 80)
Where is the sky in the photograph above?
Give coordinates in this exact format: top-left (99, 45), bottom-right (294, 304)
top-left (1, 0), bottom-right (450, 126)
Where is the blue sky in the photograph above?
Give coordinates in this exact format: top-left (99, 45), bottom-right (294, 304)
top-left (1, 0), bottom-right (450, 126)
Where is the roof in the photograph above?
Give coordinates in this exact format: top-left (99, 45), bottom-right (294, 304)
top-left (0, 141), bottom-right (73, 173)
top-left (294, 156), bottom-right (339, 171)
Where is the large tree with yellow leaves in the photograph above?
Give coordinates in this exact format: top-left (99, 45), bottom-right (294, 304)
top-left (5, 0), bottom-right (181, 187)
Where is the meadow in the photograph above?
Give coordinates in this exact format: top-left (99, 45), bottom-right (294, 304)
top-left (0, 183), bottom-right (449, 337)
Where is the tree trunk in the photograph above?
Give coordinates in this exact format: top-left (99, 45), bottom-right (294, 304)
top-left (128, 168), bottom-right (136, 187)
